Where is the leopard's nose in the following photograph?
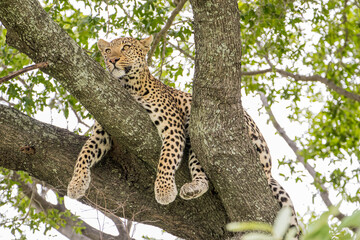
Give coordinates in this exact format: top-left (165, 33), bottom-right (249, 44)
top-left (109, 58), bottom-right (120, 64)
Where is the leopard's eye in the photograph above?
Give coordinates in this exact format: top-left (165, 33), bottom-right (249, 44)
top-left (105, 48), bottom-right (111, 54)
top-left (122, 45), bottom-right (131, 51)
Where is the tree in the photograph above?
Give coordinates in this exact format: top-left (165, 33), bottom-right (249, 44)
top-left (0, 0), bottom-right (359, 239)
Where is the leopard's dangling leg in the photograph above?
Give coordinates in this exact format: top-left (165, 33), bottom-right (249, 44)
top-left (67, 121), bottom-right (111, 199)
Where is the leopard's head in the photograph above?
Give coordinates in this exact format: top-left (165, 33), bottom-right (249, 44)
top-left (97, 36), bottom-right (153, 80)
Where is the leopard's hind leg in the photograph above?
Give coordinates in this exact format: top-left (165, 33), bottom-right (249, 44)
top-left (179, 148), bottom-right (209, 200)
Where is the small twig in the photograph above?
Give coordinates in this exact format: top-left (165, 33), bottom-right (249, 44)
top-left (83, 123), bottom-right (94, 136)
top-left (83, 188), bottom-right (133, 240)
top-left (118, 3), bottom-right (145, 34)
top-left (147, 0), bottom-right (188, 66)
top-left (69, 104), bottom-right (91, 129)
top-left (158, 36), bottom-right (167, 80)
top-left (152, 55), bottom-right (177, 76)
top-left (0, 62), bottom-right (8, 72)
top-left (20, 183), bottom-right (36, 224)
top-left (167, 41), bottom-right (194, 60)
top-left (118, 4), bottom-right (133, 22)
top-left (241, 68), bottom-right (272, 76)
top-left (0, 62), bottom-right (48, 85)
top-left (17, 76), bottom-right (31, 90)
top-left (354, 0), bottom-right (360, 8)
top-left (0, 96), bottom-right (16, 107)
top-left (242, 66), bottom-right (360, 102)
top-left (335, 0), bottom-right (349, 56)
top-left (104, 1), bottom-right (111, 38)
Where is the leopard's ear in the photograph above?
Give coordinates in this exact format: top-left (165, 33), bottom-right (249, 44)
top-left (139, 35), bottom-right (153, 51)
top-left (97, 39), bottom-right (110, 54)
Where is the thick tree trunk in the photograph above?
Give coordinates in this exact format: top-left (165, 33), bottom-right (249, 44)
top-left (0, 0), bottom-right (279, 239)
top-left (189, 0), bottom-right (279, 222)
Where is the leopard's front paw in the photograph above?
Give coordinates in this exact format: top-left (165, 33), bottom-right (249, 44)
top-left (180, 179), bottom-right (209, 200)
top-left (67, 171), bottom-right (91, 199)
top-left (154, 177), bottom-right (177, 205)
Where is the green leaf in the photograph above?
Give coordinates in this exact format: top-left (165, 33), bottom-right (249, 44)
top-left (243, 233), bottom-right (274, 240)
top-left (339, 210), bottom-right (360, 229)
top-left (226, 221), bottom-right (273, 233)
top-left (272, 207), bottom-right (291, 239)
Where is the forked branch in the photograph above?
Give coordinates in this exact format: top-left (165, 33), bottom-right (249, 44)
top-left (0, 62), bottom-right (48, 84)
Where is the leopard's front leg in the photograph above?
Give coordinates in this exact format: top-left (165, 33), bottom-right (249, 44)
top-left (154, 130), bottom-right (186, 205)
top-left (67, 122), bottom-right (111, 199)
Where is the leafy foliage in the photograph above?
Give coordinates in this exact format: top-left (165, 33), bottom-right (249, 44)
top-left (0, 168), bottom-right (84, 239)
top-left (238, 0), bottom-right (360, 220)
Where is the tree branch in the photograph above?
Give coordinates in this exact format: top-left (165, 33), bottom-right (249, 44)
top-left (0, 0), bottom-right (161, 164)
top-left (241, 66), bottom-right (360, 102)
top-left (13, 172), bottom-right (125, 240)
top-left (0, 62), bottom-right (48, 84)
top-left (274, 69), bottom-right (360, 102)
top-left (147, 0), bottom-right (188, 66)
top-left (254, 40), bottom-right (360, 102)
top-left (258, 92), bottom-right (346, 221)
top-left (241, 68), bottom-right (272, 76)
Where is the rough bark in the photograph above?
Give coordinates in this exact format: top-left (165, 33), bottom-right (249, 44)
top-left (0, 105), bottom-right (229, 239)
top-left (0, 0), bottom-right (279, 239)
top-left (0, 0), bottom-right (159, 164)
top-left (189, 0), bottom-right (279, 222)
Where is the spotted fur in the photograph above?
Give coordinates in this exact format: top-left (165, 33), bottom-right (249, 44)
top-left (67, 36), bottom-right (299, 237)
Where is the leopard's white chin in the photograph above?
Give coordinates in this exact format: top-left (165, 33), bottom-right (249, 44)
top-left (111, 68), bottom-right (126, 79)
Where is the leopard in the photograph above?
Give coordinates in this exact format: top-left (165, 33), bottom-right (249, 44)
top-left (67, 35), bottom-right (300, 236)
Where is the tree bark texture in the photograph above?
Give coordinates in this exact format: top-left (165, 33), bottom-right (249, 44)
top-left (189, 0), bottom-right (279, 223)
top-left (0, 0), bottom-right (279, 239)
top-left (0, 105), bottom-right (228, 240)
